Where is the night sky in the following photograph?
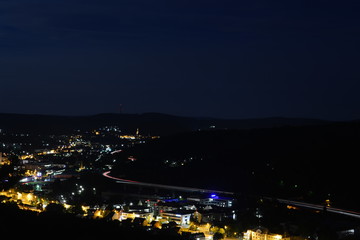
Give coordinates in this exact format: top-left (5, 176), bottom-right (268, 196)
top-left (1, 0), bottom-right (360, 120)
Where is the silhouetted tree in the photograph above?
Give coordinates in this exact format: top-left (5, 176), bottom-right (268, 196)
top-left (44, 203), bottom-right (65, 215)
top-left (213, 232), bottom-right (225, 240)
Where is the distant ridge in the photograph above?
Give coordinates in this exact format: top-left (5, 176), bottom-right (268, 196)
top-left (0, 112), bottom-right (332, 135)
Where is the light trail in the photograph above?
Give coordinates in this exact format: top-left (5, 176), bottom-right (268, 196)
top-left (103, 172), bottom-right (360, 219)
top-left (110, 150), bottom-right (122, 155)
top-left (102, 171), bottom-right (234, 195)
top-left (276, 198), bottom-right (360, 219)
top-left (103, 171), bottom-right (139, 183)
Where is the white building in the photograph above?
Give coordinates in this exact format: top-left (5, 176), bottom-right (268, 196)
top-left (160, 211), bottom-right (191, 227)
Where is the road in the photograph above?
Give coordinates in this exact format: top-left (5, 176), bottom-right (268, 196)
top-left (276, 198), bottom-right (360, 219)
top-left (103, 172), bottom-right (360, 219)
top-left (103, 171), bottom-right (234, 195)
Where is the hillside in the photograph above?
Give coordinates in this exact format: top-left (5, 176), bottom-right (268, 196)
top-left (110, 121), bottom-right (360, 210)
top-left (2, 112), bottom-right (358, 209)
top-left (0, 112), bottom-right (330, 135)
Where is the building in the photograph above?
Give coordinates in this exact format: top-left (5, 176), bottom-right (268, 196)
top-left (195, 208), bottom-right (231, 223)
top-left (337, 226), bottom-right (360, 239)
top-left (243, 228), bottom-right (283, 240)
top-left (188, 194), bottom-right (234, 208)
top-left (112, 203), bottom-right (154, 222)
top-left (160, 211), bottom-right (192, 227)
top-left (0, 152), bottom-right (10, 165)
top-left (116, 211), bottom-right (153, 222)
top-left (157, 200), bottom-right (196, 213)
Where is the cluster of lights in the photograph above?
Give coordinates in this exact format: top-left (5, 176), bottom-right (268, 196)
top-left (71, 184), bottom-right (92, 195)
top-left (59, 194), bottom-right (67, 204)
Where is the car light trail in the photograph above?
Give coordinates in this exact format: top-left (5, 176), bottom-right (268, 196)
top-left (103, 171), bottom-right (139, 183)
top-left (102, 171), bottom-right (234, 195)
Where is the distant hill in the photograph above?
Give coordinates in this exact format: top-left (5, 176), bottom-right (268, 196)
top-left (0, 112), bottom-right (331, 135)
top-left (110, 120), bottom-right (360, 210)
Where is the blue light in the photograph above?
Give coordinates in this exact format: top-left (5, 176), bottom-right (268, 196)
top-left (210, 194), bottom-right (219, 199)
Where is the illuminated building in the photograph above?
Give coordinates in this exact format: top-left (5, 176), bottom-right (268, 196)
top-left (243, 228), bottom-right (283, 240)
top-left (160, 211), bottom-right (191, 226)
top-left (119, 128), bottom-right (159, 140)
top-left (187, 194), bottom-right (234, 208)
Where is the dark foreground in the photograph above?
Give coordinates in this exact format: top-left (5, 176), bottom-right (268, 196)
top-left (0, 203), bottom-right (180, 240)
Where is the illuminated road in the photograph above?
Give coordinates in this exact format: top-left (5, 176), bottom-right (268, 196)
top-left (103, 172), bottom-right (360, 218)
top-left (276, 198), bottom-right (360, 219)
top-left (103, 171), bottom-right (234, 195)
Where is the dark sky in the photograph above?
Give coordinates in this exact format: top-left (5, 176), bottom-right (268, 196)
top-left (1, 0), bottom-right (360, 120)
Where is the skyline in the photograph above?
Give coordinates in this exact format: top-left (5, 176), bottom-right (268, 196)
top-left (1, 0), bottom-right (360, 121)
